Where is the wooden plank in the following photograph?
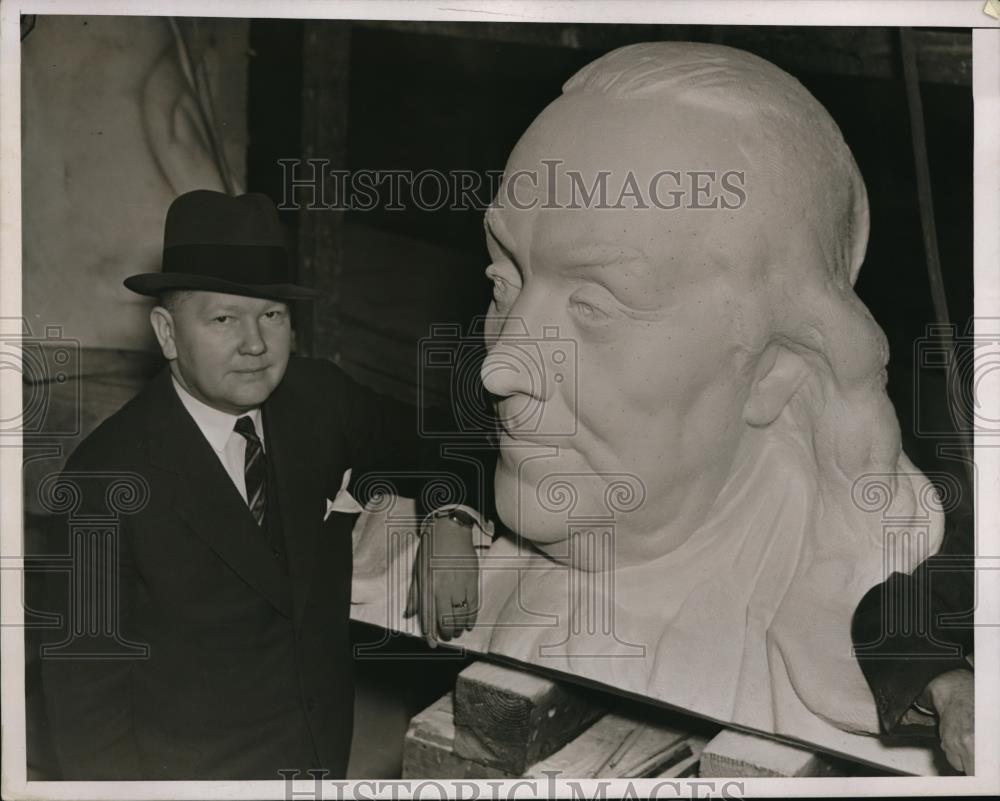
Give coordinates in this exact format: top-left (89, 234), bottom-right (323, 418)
top-left (525, 712), bottom-right (700, 779)
top-left (353, 22), bottom-right (970, 86)
top-left (717, 27), bottom-right (970, 86)
top-left (353, 20), bottom-right (684, 54)
top-left (406, 685), bottom-right (707, 780)
top-left (699, 729), bottom-right (844, 778)
top-left (297, 20), bottom-right (351, 361)
top-left (654, 733), bottom-right (709, 778)
top-left (452, 661), bottom-right (606, 775)
top-left (402, 692), bottom-right (515, 780)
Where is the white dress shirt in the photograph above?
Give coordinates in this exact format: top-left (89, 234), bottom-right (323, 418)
top-left (172, 377), bottom-right (265, 504)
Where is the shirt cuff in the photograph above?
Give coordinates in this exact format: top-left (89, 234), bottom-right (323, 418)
top-left (895, 704), bottom-right (938, 734)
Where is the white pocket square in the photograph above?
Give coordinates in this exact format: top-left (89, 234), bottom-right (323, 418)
top-left (325, 468), bottom-right (364, 520)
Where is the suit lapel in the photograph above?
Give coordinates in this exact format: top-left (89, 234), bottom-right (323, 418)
top-left (263, 376), bottom-right (324, 627)
top-left (146, 370), bottom-right (293, 618)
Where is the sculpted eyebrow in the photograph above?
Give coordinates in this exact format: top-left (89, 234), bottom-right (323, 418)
top-left (560, 248), bottom-right (653, 289)
top-left (557, 241), bottom-right (649, 265)
top-left (556, 248), bottom-right (664, 311)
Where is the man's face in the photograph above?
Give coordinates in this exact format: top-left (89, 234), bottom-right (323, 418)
top-left (153, 291), bottom-right (292, 414)
top-left (482, 93), bottom-right (770, 565)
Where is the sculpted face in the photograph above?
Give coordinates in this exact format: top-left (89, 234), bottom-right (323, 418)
top-left (481, 92), bottom-right (780, 566)
top-left (151, 290), bottom-right (292, 414)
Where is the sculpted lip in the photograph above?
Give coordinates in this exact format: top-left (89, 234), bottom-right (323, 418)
top-left (496, 407), bottom-right (574, 447)
top-left (497, 428), bottom-right (571, 451)
top-left (495, 402), bottom-right (541, 438)
top-left (497, 419), bottom-right (537, 442)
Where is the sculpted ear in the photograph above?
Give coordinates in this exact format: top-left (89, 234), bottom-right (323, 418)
top-left (743, 343), bottom-right (810, 427)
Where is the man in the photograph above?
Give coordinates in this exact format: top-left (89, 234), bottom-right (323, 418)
top-left (853, 507), bottom-right (975, 773)
top-left (41, 190), bottom-right (480, 780)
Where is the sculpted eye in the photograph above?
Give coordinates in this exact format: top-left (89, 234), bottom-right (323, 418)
top-left (570, 297), bottom-right (608, 320)
top-left (486, 265), bottom-right (520, 308)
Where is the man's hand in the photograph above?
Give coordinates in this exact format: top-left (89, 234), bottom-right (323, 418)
top-left (924, 668), bottom-right (974, 774)
top-left (404, 515), bottom-right (480, 646)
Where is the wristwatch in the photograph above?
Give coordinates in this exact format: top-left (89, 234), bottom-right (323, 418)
top-left (428, 506), bottom-right (479, 529)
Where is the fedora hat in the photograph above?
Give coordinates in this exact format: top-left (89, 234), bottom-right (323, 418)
top-left (124, 190), bottom-right (320, 300)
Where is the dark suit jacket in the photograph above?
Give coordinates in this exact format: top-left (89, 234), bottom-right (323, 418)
top-left (41, 357), bottom-right (465, 780)
top-left (852, 508), bottom-right (974, 735)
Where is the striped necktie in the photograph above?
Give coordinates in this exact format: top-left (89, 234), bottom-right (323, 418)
top-left (234, 416), bottom-right (266, 526)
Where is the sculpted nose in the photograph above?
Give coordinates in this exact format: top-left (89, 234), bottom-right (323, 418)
top-left (482, 344), bottom-right (528, 399)
top-left (481, 324), bottom-right (545, 401)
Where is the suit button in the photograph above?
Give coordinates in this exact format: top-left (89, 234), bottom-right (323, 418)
top-left (306, 697), bottom-right (317, 712)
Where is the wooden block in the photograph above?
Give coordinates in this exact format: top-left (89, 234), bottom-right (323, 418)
top-left (453, 661), bottom-right (605, 775)
top-left (402, 693), bottom-right (515, 780)
top-left (654, 753), bottom-right (700, 778)
top-left (524, 712), bottom-right (692, 779)
top-left (699, 729), bottom-right (844, 778)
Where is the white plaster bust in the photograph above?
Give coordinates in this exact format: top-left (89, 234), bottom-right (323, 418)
top-left (476, 42), bottom-right (943, 737)
top-left (353, 42), bottom-right (945, 770)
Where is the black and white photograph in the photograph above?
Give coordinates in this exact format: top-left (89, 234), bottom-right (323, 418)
top-left (1, 1), bottom-right (998, 798)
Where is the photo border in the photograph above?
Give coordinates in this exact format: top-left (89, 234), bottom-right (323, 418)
top-left (2, 1), bottom-right (997, 798)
